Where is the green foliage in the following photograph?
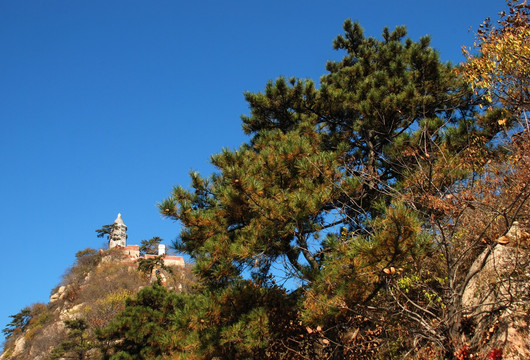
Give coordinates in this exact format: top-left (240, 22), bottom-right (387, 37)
top-left (2, 307), bottom-right (31, 338)
top-left (137, 256), bottom-right (173, 278)
top-left (160, 19), bottom-right (490, 291)
top-left (139, 236), bottom-right (163, 256)
top-left (152, 18), bottom-right (519, 359)
top-left (95, 224), bottom-right (115, 239)
top-left (303, 202), bottom-right (430, 325)
top-left (50, 319), bottom-right (93, 360)
top-left (161, 126), bottom-right (346, 287)
top-left (100, 281), bottom-right (304, 359)
top-left (98, 284), bottom-right (182, 359)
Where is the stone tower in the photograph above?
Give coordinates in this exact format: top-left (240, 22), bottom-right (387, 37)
top-left (108, 213), bottom-right (127, 248)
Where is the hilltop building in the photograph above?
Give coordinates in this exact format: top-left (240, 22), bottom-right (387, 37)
top-left (108, 213), bottom-right (184, 267)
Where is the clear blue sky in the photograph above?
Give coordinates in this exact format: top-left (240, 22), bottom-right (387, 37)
top-left (0, 0), bottom-right (504, 344)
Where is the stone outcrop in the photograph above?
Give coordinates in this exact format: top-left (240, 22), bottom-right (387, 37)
top-left (49, 286), bottom-right (66, 303)
top-left (462, 222), bottom-right (530, 359)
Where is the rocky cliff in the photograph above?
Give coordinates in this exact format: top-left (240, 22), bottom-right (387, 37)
top-left (460, 222), bottom-right (530, 359)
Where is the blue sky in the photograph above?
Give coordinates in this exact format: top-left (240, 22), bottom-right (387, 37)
top-left (0, 0), bottom-right (504, 344)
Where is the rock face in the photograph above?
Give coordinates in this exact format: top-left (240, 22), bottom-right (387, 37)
top-left (49, 286), bottom-right (66, 303)
top-left (462, 222), bottom-right (530, 359)
top-left (0, 337), bottom-right (25, 359)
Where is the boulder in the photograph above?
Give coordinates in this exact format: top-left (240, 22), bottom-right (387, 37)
top-left (462, 223), bottom-right (530, 359)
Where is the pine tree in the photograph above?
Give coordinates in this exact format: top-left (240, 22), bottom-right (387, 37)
top-left (160, 20), bottom-right (486, 290)
top-left (139, 237), bottom-right (163, 256)
top-left (50, 319), bottom-right (93, 360)
top-left (154, 20), bottom-right (512, 358)
top-left (2, 307), bottom-right (31, 339)
top-left (95, 224), bottom-right (115, 240)
top-left (98, 284), bottom-right (181, 360)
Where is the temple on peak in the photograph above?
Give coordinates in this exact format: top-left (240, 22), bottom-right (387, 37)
top-left (108, 213), bottom-right (184, 267)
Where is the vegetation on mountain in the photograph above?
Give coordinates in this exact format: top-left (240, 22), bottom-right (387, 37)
top-left (97, 283), bottom-right (184, 359)
top-left (50, 319), bottom-right (92, 360)
top-left (137, 256), bottom-right (173, 277)
top-left (1, 246), bottom-right (192, 360)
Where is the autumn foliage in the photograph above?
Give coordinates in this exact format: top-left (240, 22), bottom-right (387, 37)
top-left (462, 0), bottom-right (529, 125)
